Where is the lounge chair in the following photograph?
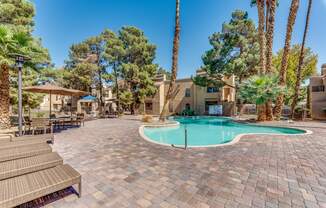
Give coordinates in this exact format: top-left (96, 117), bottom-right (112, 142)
top-left (0, 134), bottom-right (12, 143)
top-left (0, 164), bottom-right (81, 208)
top-left (0, 143), bottom-right (52, 162)
top-left (0, 152), bottom-right (63, 180)
top-left (0, 138), bottom-right (53, 150)
top-left (73, 113), bottom-right (85, 126)
top-left (12, 133), bottom-right (54, 144)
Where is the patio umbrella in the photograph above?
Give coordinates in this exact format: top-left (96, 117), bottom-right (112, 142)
top-left (24, 84), bottom-right (88, 116)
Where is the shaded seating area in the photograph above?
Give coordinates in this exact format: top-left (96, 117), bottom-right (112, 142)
top-left (22, 84), bottom-right (88, 133)
top-left (0, 134), bottom-right (81, 207)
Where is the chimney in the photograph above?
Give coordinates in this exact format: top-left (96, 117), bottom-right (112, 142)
top-left (322, 64), bottom-right (326, 76)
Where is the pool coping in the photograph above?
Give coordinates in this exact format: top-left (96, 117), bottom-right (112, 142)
top-left (138, 118), bottom-right (313, 148)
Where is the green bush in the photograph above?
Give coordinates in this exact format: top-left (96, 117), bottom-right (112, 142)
top-left (181, 109), bottom-right (195, 116)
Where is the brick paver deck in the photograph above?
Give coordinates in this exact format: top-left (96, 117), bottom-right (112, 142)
top-left (45, 118), bottom-right (326, 208)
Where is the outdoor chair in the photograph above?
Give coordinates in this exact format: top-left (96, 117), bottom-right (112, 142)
top-left (0, 152), bottom-right (63, 180)
top-left (0, 143), bottom-right (52, 163)
top-left (0, 134), bottom-right (12, 143)
top-left (0, 133), bottom-right (54, 144)
top-left (13, 133), bottom-right (54, 144)
top-left (0, 164), bottom-right (81, 208)
top-left (30, 118), bottom-right (53, 135)
top-left (0, 137), bottom-right (54, 151)
top-left (75, 113), bottom-right (85, 126)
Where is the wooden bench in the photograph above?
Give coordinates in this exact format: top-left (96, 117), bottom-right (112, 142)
top-left (0, 164), bottom-right (81, 208)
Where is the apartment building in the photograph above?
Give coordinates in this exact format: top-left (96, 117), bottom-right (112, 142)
top-left (144, 70), bottom-right (236, 116)
top-left (310, 64), bottom-right (326, 120)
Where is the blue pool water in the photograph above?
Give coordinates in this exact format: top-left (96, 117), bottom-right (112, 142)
top-left (143, 117), bottom-right (306, 147)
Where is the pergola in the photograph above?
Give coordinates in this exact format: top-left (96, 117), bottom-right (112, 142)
top-left (24, 84), bottom-right (88, 116)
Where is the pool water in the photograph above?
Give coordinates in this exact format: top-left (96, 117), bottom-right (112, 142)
top-left (143, 117), bottom-right (305, 147)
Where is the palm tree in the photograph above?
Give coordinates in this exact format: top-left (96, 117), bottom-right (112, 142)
top-left (265, 0), bottom-right (277, 121)
top-left (274, 0), bottom-right (300, 119)
top-left (0, 25), bottom-right (46, 129)
top-left (254, 0), bottom-right (267, 121)
top-left (0, 26), bottom-right (21, 129)
top-left (291, 0), bottom-right (313, 118)
top-left (252, 0), bottom-right (277, 121)
top-left (159, 0), bottom-right (180, 121)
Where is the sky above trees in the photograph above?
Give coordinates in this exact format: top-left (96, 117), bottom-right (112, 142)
top-left (32, 0), bottom-right (326, 78)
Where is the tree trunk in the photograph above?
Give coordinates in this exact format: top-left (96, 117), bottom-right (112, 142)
top-left (265, 0), bottom-right (277, 121)
top-left (257, 104), bottom-right (267, 121)
top-left (113, 63), bottom-right (120, 113)
top-left (291, 0), bottom-right (313, 119)
top-left (274, 0), bottom-right (299, 120)
top-left (265, 0), bottom-right (276, 73)
top-left (256, 0), bottom-right (267, 121)
top-left (257, 0), bottom-right (266, 75)
top-left (159, 0), bottom-right (180, 121)
top-left (142, 100), bottom-right (146, 115)
top-left (265, 1), bottom-right (270, 31)
top-left (0, 64), bottom-right (11, 129)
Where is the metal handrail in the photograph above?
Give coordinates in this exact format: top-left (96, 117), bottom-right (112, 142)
top-left (171, 124), bottom-right (187, 150)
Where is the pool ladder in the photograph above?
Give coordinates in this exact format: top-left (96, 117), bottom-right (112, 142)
top-left (171, 125), bottom-right (188, 150)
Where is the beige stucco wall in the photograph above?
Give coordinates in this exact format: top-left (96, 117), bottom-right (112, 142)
top-left (309, 76), bottom-right (326, 119)
top-left (145, 75), bottom-right (236, 116)
top-left (309, 65), bottom-right (326, 120)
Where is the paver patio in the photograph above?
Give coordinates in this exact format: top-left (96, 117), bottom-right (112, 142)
top-left (42, 117), bottom-right (326, 208)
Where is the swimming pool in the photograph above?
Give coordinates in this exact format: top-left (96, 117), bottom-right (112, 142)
top-left (142, 117), bottom-right (307, 147)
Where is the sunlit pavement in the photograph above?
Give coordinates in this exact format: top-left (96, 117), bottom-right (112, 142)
top-left (40, 117), bottom-right (326, 208)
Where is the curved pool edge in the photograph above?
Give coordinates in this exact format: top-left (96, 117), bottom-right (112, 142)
top-left (139, 121), bottom-right (181, 148)
top-left (138, 119), bottom-right (313, 148)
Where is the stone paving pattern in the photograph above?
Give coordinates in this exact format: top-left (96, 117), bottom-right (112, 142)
top-left (44, 118), bottom-right (326, 208)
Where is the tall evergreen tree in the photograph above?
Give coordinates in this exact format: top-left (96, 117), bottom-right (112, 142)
top-left (103, 29), bottom-right (125, 113)
top-left (192, 10), bottom-right (259, 116)
top-left (118, 26), bottom-right (158, 114)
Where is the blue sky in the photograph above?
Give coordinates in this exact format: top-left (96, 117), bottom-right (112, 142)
top-left (32, 0), bottom-right (326, 78)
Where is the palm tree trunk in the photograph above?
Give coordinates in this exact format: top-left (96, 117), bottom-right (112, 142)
top-left (291, 0), bottom-right (313, 118)
top-left (265, 0), bottom-right (277, 121)
top-left (0, 64), bottom-right (11, 129)
top-left (265, 0), bottom-right (276, 72)
top-left (265, 1), bottom-right (270, 32)
top-left (257, 0), bottom-right (266, 75)
top-left (159, 0), bottom-right (180, 121)
top-left (256, 0), bottom-right (267, 121)
top-left (274, 0), bottom-right (300, 120)
top-left (257, 103), bottom-right (267, 121)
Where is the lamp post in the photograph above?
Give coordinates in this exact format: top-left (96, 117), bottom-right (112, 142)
top-left (15, 55), bottom-right (25, 136)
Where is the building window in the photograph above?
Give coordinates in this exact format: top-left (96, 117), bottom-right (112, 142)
top-left (312, 85), bottom-right (325, 92)
top-left (145, 102), bottom-right (153, 111)
top-left (185, 88), bottom-right (191, 97)
top-left (207, 87), bottom-right (218, 93)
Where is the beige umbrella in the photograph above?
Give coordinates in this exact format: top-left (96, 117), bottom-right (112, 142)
top-left (24, 84), bottom-right (88, 116)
